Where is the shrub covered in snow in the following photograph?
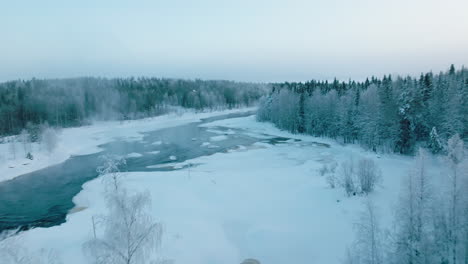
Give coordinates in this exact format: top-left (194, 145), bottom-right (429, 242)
top-left (339, 158), bottom-right (381, 196)
top-left (0, 237), bottom-right (62, 264)
top-left (357, 158), bottom-right (381, 195)
top-left (340, 159), bottom-right (357, 196)
top-left (320, 162), bottom-right (338, 189)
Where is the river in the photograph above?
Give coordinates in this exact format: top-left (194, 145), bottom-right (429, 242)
top-left (0, 112), bottom-right (292, 234)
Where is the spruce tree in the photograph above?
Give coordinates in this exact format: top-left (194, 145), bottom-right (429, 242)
top-left (428, 127), bottom-right (444, 154)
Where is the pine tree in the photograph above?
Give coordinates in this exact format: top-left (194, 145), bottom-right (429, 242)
top-left (428, 127), bottom-right (444, 154)
top-left (449, 64), bottom-right (456, 75)
top-left (297, 88), bottom-right (306, 133)
top-left (257, 66), bottom-right (466, 155)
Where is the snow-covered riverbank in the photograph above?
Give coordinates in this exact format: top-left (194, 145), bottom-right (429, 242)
top-left (0, 108), bottom-right (256, 183)
top-left (1, 114), bottom-right (446, 264)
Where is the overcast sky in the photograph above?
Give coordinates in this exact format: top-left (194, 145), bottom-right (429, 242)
top-left (1, 0), bottom-right (467, 82)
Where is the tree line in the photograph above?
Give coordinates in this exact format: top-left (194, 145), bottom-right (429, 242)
top-left (258, 65), bottom-right (467, 154)
top-left (0, 77), bottom-right (267, 137)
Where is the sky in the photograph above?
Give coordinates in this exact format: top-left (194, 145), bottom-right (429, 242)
top-left (1, 0), bottom-right (468, 82)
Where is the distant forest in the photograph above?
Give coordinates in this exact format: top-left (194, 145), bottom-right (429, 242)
top-left (0, 78), bottom-right (267, 136)
top-left (258, 65), bottom-right (467, 154)
top-left (2, 65), bottom-right (467, 155)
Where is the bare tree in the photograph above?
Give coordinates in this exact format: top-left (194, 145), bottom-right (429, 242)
top-left (326, 172), bottom-right (338, 189)
top-left (340, 159), bottom-right (356, 196)
top-left (83, 188), bottom-right (163, 264)
top-left (84, 157), bottom-right (163, 264)
top-left (346, 199), bottom-right (383, 264)
top-left (461, 166), bottom-right (468, 264)
top-left (357, 158), bottom-right (381, 195)
top-left (391, 148), bottom-right (437, 264)
top-left (339, 158), bottom-right (381, 196)
top-left (96, 155), bottom-right (127, 192)
top-left (320, 162), bottom-right (338, 188)
top-left (445, 134), bottom-right (466, 264)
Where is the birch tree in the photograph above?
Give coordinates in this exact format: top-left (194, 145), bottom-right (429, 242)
top-left (346, 199), bottom-right (383, 264)
top-left (445, 134), bottom-right (466, 264)
top-left (392, 148), bottom-right (434, 264)
top-left (84, 157), bottom-right (163, 264)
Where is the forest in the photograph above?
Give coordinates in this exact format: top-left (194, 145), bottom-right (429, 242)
top-left (258, 65), bottom-right (467, 154)
top-left (0, 77), bottom-right (267, 136)
top-left (256, 65), bottom-right (468, 264)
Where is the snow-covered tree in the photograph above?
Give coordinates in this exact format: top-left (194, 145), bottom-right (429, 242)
top-left (96, 155), bottom-right (127, 191)
top-left (428, 127), bottom-right (444, 154)
top-left (84, 157), bottom-right (163, 264)
top-left (447, 134), bottom-right (464, 165)
top-left (462, 165), bottom-right (468, 264)
top-left (0, 78), bottom-right (266, 136)
top-left (391, 148), bottom-right (435, 264)
top-left (346, 199), bottom-right (383, 264)
top-left (357, 85), bottom-right (380, 152)
top-left (338, 158), bottom-right (381, 196)
top-left (445, 134), bottom-right (466, 264)
top-left (83, 188), bottom-right (163, 264)
top-left (357, 158), bottom-right (381, 195)
top-left (340, 159), bottom-right (356, 196)
top-left (258, 65), bottom-right (467, 155)
top-left (320, 162), bottom-right (338, 188)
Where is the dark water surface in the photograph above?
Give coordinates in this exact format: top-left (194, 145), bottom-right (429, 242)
top-left (0, 112), bottom-right (293, 233)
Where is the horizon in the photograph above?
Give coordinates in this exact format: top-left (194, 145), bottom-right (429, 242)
top-left (0, 63), bottom-right (464, 84)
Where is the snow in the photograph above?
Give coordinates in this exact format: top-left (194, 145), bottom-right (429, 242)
top-left (147, 150), bottom-right (161, 155)
top-left (169, 155), bottom-right (177, 161)
top-left (1, 113), bottom-right (438, 264)
top-left (146, 162), bottom-right (179, 169)
top-left (207, 128), bottom-right (236, 135)
top-left (227, 145), bottom-right (248, 153)
top-left (210, 135), bottom-right (228, 142)
top-left (151, 141), bottom-right (163, 145)
top-left (126, 152), bottom-right (143, 158)
top-left (0, 108), bottom-right (256, 183)
top-left (201, 142), bottom-right (219, 149)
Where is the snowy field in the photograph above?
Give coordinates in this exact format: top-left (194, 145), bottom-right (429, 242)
top-left (0, 108), bottom-right (255, 183)
top-left (0, 113), bottom-right (446, 264)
